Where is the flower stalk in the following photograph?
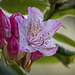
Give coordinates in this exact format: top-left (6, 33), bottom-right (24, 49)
top-left (24, 60), bottom-right (33, 72)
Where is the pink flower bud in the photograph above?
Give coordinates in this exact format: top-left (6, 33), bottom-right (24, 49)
top-left (0, 33), bottom-right (5, 49)
top-left (0, 9), bottom-right (11, 39)
top-left (7, 35), bottom-right (19, 59)
top-left (9, 13), bottom-right (25, 39)
top-left (30, 51), bottom-right (44, 62)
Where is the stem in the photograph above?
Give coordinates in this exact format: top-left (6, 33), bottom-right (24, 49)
top-left (26, 61), bottom-right (33, 72)
top-left (22, 52), bottom-right (28, 68)
top-left (28, 67), bottom-right (31, 73)
top-left (44, 0), bottom-right (58, 20)
top-left (24, 60), bottom-right (33, 72)
top-left (1, 50), bottom-right (8, 65)
top-left (24, 61), bottom-right (29, 70)
top-left (14, 52), bottom-right (28, 68)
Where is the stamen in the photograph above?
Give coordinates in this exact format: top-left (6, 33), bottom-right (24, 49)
top-left (43, 34), bottom-right (44, 36)
top-left (36, 34), bottom-right (37, 36)
top-left (32, 33), bottom-right (34, 37)
top-left (40, 37), bottom-right (44, 41)
top-left (48, 32), bottom-right (50, 35)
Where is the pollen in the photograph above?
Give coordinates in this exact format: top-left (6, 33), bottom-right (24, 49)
top-left (32, 33), bottom-right (34, 37)
top-left (48, 32), bottom-right (50, 35)
top-left (40, 37), bottom-right (44, 41)
top-left (43, 34), bottom-right (44, 36)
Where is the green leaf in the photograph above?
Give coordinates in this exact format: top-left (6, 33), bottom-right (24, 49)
top-left (51, 4), bottom-right (75, 19)
top-left (0, 0), bottom-right (47, 15)
top-left (54, 46), bottom-right (75, 66)
top-left (34, 46), bottom-right (75, 67)
top-left (34, 56), bottom-right (59, 64)
top-left (53, 33), bottom-right (75, 47)
top-left (10, 61), bottom-right (30, 75)
top-left (0, 60), bottom-right (18, 75)
top-left (44, 0), bottom-right (58, 20)
top-left (44, 0), bottom-right (75, 20)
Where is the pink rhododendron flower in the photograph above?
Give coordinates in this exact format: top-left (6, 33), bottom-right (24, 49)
top-left (7, 35), bottom-right (19, 59)
top-left (9, 13), bottom-right (25, 39)
top-left (0, 9), bottom-right (11, 39)
top-left (30, 51), bottom-right (44, 62)
top-left (15, 7), bottom-right (62, 56)
top-left (0, 33), bottom-right (5, 49)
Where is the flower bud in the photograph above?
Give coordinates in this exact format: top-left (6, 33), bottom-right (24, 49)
top-left (0, 9), bottom-right (11, 39)
top-left (9, 13), bottom-right (25, 39)
top-left (0, 33), bottom-right (5, 49)
top-left (30, 51), bottom-right (44, 62)
top-left (7, 35), bottom-right (19, 59)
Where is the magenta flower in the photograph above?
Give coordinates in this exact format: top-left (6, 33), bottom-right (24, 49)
top-left (9, 13), bottom-right (25, 39)
top-left (0, 33), bottom-right (5, 49)
top-left (15, 7), bottom-right (62, 56)
top-left (30, 51), bottom-right (44, 62)
top-left (0, 9), bottom-right (11, 39)
top-left (7, 35), bottom-right (19, 59)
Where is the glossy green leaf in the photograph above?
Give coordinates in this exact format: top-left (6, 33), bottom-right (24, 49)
top-left (10, 61), bottom-right (30, 75)
top-left (53, 33), bottom-right (75, 47)
top-left (44, 0), bottom-right (58, 20)
top-left (0, 0), bottom-right (47, 15)
top-left (54, 46), bottom-right (75, 66)
top-left (51, 4), bottom-right (75, 19)
top-left (44, 0), bottom-right (75, 20)
top-left (34, 56), bottom-right (59, 64)
top-left (0, 60), bottom-right (18, 75)
top-left (34, 46), bottom-right (75, 67)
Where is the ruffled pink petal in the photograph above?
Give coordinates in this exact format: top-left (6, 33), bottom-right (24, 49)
top-left (15, 16), bottom-right (33, 52)
top-left (30, 39), bottom-right (44, 47)
top-left (7, 35), bottom-right (19, 59)
top-left (0, 33), bottom-right (5, 49)
top-left (30, 51), bottom-right (44, 62)
top-left (37, 41), bottom-right (59, 56)
top-left (19, 30), bottom-right (37, 52)
top-left (15, 16), bottom-right (28, 38)
top-left (15, 18), bottom-right (35, 52)
top-left (9, 13), bottom-right (25, 39)
top-left (44, 19), bottom-right (62, 38)
top-left (27, 7), bottom-right (44, 34)
top-left (15, 16), bottom-right (38, 52)
top-left (44, 41), bottom-right (56, 48)
top-left (28, 7), bottom-right (43, 23)
top-left (0, 9), bottom-right (11, 39)
top-left (34, 19), bottom-right (62, 41)
top-left (38, 45), bottom-right (59, 56)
